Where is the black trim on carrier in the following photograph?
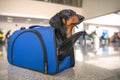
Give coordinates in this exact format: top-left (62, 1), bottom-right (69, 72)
top-left (70, 49), bottom-right (75, 67)
top-left (11, 30), bottom-right (47, 73)
top-left (53, 29), bottom-right (59, 74)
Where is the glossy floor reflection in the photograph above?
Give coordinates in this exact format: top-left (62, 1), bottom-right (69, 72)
top-left (0, 42), bottom-right (120, 80)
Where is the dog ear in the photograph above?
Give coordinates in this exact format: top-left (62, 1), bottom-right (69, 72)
top-left (49, 13), bottom-right (62, 29)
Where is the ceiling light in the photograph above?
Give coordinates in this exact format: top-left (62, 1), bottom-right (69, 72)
top-left (25, 18), bottom-right (31, 23)
top-left (27, 18), bottom-right (31, 21)
top-left (7, 17), bottom-right (13, 23)
top-left (117, 11), bottom-right (120, 15)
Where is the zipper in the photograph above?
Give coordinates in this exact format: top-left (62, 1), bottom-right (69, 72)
top-left (11, 30), bottom-right (47, 73)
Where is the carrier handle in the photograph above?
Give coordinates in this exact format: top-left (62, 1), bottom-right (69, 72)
top-left (20, 27), bottom-right (26, 30)
top-left (29, 25), bottom-right (42, 29)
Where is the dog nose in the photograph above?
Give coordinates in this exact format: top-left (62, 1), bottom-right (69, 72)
top-left (78, 15), bottom-right (85, 21)
top-left (77, 14), bottom-right (84, 21)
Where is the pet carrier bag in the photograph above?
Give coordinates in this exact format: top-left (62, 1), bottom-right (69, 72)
top-left (7, 25), bottom-right (75, 74)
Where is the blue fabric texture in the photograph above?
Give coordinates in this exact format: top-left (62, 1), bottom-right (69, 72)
top-left (7, 25), bottom-right (74, 74)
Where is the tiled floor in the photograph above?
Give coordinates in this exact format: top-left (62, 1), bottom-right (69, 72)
top-left (0, 42), bottom-right (120, 80)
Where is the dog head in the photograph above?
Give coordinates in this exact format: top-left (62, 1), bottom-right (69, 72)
top-left (49, 9), bottom-right (84, 37)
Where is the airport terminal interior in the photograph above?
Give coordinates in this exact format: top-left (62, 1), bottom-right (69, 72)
top-left (0, 0), bottom-right (120, 80)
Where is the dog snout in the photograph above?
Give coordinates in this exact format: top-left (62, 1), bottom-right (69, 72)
top-left (77, 14), bottom-right (84, 22)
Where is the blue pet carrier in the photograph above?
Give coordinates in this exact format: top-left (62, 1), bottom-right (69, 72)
top-left (7, 25), bottom-right (75, 74)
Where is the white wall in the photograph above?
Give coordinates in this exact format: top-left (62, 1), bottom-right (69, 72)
top-left (0, 22), bottom-right (32, 30)
top-left (0, 21), bottom-right (50, 39)
top-left (87, 24), bottom-right (119, 38)
top-left (0, 21), bottom-right (49, 32)
top-left (0, 22), bottom-right (34, 39)
top-left (1, 0), bottom-right (120, 19)
top-left (82, 0), bottom-right (120, 19)
top-left (0, 0), bottom-right (82, 19)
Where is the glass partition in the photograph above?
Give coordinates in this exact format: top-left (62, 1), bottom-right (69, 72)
top-left (36, 0), bottom-right (82, 7)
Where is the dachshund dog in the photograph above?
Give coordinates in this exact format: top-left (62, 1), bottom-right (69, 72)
top-left (49, 9), bottom-right (84, 60)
